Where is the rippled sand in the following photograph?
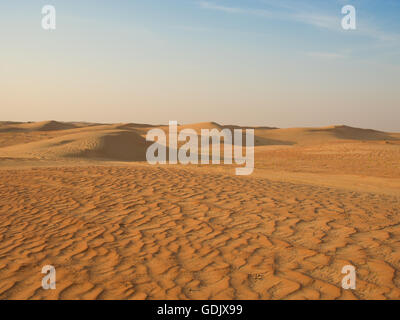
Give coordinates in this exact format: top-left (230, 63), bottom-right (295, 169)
top-left (0, 121), bottom-right (399, 299)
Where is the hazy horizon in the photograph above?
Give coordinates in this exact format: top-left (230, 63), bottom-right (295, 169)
top-left (1, 0), bottom-right (399, 131)
top-left (2, 119), bottom-right (400, 133)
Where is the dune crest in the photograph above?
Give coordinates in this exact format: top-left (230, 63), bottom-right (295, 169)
top-left (18, 120), bottom-right (78, 131)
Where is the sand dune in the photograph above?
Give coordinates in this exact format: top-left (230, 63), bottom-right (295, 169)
top-left (0, 129), bottom-right (149, 162)
top-left (164, 122), bottom-right (224, 134)
top-left (0, 120), bottom-right (79, 132)
top-left (0, 121), bottom-right (399, 300)
top-left (173, 123), bottom-right (399, 146)
top-left (254, 126), bottom-right (399, 146)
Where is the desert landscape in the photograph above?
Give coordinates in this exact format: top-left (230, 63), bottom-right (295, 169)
top-left (0, 120), bottom-right (399, 300)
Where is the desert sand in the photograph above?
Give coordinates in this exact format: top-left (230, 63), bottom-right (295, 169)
top-left (0, 120), bottom-right (399, 299)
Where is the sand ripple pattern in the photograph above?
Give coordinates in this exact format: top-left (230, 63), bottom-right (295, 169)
top-left (0, 166), bottom-right (399, 299)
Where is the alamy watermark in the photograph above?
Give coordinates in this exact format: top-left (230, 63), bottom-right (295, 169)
top-left (41, 4), bottom-right (357, 31)
top-left (41, 5), bottom-right (56, 30)
top-left (42, 265), bottom-right (56, 290)
top-left (342, 5), bottom-right (356, 30)
top-left (146, 121), bottom-right (255, 175)
top-left (341, 265), bottom-right (356, 290)
top-left (39, 2), bottom-right (357, 175)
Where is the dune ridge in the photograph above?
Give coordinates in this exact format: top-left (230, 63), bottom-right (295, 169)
top-left (0, 121), bottom-right (398, 159)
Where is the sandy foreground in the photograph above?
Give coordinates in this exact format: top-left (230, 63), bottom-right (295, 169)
top-left (0, 121), bottom-right (399, 299)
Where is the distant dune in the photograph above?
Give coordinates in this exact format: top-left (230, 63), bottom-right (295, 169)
top-left (255, 125), bottom-right (398, 146)
top-left (0, 129), bottom-right (149, 161)
top-left (21, 120), bottom-right (79, 131)
top-left (0, 120), bottom-right (78, 132)
top-left (0, 121), bottom-right (398, 162)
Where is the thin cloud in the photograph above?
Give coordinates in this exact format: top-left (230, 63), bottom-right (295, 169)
top-left (197, 1), bottom-right (399, 43)
top-left (197, 1), bottom-right (339, 31)
top-left (198, 1), bottom-right (238, 13)
top-left (306, 51), bottom-right (347, 59)
top-left (198, 1), bottom-right (274, 18)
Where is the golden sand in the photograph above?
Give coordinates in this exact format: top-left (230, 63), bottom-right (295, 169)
top-left (0, 121), bottom-right (399, 299)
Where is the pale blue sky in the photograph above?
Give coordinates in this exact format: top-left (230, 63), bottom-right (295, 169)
top-left (1, 1), bottom-right (399, 130)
